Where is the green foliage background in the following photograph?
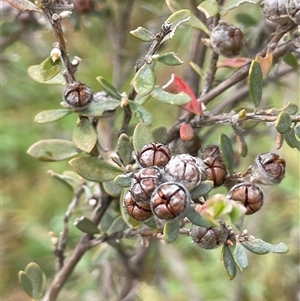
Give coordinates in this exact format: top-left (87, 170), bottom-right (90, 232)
top-left (2, 1), bottom-right (299, 300)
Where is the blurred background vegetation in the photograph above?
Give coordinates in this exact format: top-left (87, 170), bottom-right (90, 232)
top-left (1, 0), bottom-right (299, 300)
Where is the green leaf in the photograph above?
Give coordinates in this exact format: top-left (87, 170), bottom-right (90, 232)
top-left (120, 189), bottom-right (141, 228)
top-left (28, 65), bottom-right (66, 85)
top-left (157, 52), bottom-right (183, 66)
top-left (152, 126), bottom-right (168, 144)
top-left (221, 244), bottom-right (236, 280)
top-left (107, 215), bottom-right (128, 235)
top-left (69, 157), bottom-right (123, 182)
top-left (219, 133), bottom-right (234, 174)
top-left (114, 174), bottom-right (133, 187)
top-left (117, 134), bottom-right (133, 166)
top-left (229, 202), bottom-right (246, 225)
top-left (24, 262), bottom-right (46, 299)
top-left (34, 109), bottom-right (71, 123)
top-left (283, 130), bottom-right (300, 151)
top-left (6, 0), bottom-right (42, 12)
top-left (275, 111), bottom-right (292, 134)
top-left (220, 0), bottom-right (258, 14)
top-left (186, 206), bottom-right (214, 227)
top-left (18, 271), bottom-right (33, 298)
top-left (188, 14), bottom-right (210, 35)
top-left (73, 117), bottom-right (98, 153)
top-left (132, 122), bottom-right (154, 153)
top-left (38, 57), bottom-right (62, 82)
top-left (294, 124), bottom-right (300, 140)
top-left (130, 26), bottom-right (155, 42)
top-left (133, 63), bottom-right (156, 96)
top-left (96, 77), bottom-right (121, 100)
top-left (197, 0), bottom-right (219, 18)
top-left (248, 60), bottom-right (263, 107)
top-left (235, 13), bottom-right (258, 26)
top-left (79, 99), bottom-right (120, 117)
top-left (164, 220), bottom-right (180, 244)
top-left (74, 216), bottom-right (101, 234)
top-left (129, 101), bottom-right (153, 126)
top-left (233, 243), bottom-right (249, 271)
top-left (190, 180), bottom-right (214, 198)
top-left (232, 126), bottom-right (248, 157)
top-left (283, 103), bottom-right (298, 115)
top-left (103, 180), bottom-right (123, 197)
top-left (151, 86), bottom-right (191, 105)
top-left (283, 53), bottom-right (298, 67)
top-left (47, 170), bottom-right (82, 191)
top-left (27, 139), bottom-right (79, 161)
top-left (165, 9), bottom-right (191, 39)
top-left (242, 238), bottom-right (288, 254)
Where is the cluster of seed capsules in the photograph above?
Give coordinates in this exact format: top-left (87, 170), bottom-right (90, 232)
top-left (123, 143), bottom-right (286, 249)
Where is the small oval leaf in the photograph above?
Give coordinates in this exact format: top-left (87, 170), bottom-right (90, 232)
top-left (164, 220), bottom-right (180, 244)
top-left (129, 101), bottom-right (153, 126)
top-left (27, 139), bottom-right (79, 161)
top-left (197, 0), bottom-right (219, 18)
top-left (242, 238), bottom-right (270, 254)
top-left (18, 271), bottom-right (33, 298)
top-left (151, 87), bottom-right (191, 105)
top-left (69, 157), bottom-right (123, 182)
top-left (28, 65), bottom-right (66, 85)
top-left (233, 243), bottom-right (249, 271)
top-left (221, 244), bottom-right (237, 280)
top-left (34, 109), bottom-right (71, 123)
top-left (96, 77), bottom-right (121, 99)
top-left (248, 60), bottom-right (263, 107)
top-left (74, 216), bottom-right (101, 234)
top-left (165, 9), bottom-right (191, 39)
top-left (186, 206), bottom-right (214, 227)
top-left (103, 180), bottom-right (123, 197)
top-left (107, 216), bottom-right (128, 235)
top-left (133, 63), bottom-right (156, 96)
top-left (38, 57), bottom-right (62, 82)
top-left (73, 117), bottom-right (98, 153)
top-left (157, 52), bottom-right (183, 66)
top-left (117, 134), bottom-right (133, 166)
top-left (275, 111), bottom-right (292, 134)
top-left (114, 174), bottom-right (133, 187)
top-left (48, 170), bottom-right (81, 191)
top-left (190, 180), bottom-right (214, 198)
top-left (79, 99), bottom-right (120, 117)
top-left (130, 26), bottom-right (155, 42)
top-left (284, 130), bottom-right (300, 151)
top-left (25, 262), bottom-right (46, 299)
top-left (132, 122), bottom-right (154, 152)
top-left (219, 133), bottom-right (234, 174)
top-left (152, 126), bottom-right (168, 144)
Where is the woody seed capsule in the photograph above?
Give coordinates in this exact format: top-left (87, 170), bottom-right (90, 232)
top-left (123, 192), bottom-right (152, 222)
top-left (203, 157), bottom-right (227, 187)
top-left (250, 152), bottom-right (286, 185)
top-left (227, 183), bottom-right (264, 215)
top-left (150, 182), bottom-right (189, 221)
top-left (190, 223), bottom-right (229, 249)
top-left (260, 0), bottom-right (290, 23)
top-left (137, 143), bottom-right (171, 167)
top-left (164, 154), bottom-right (207, 191)
top-left (286, 0), bottom-right (300, 25)
top-left (130, 166), bottom-right (162, 203)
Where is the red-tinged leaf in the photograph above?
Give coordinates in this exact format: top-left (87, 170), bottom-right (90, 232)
top-left (6, 0), bottom-right (42, 12)
top-left (255, 49), bottom-right (273, 79)
top-left (217, 57), bottom-right (251, 68)
top-left (163, 74), bottom-right (202, 115)
top-left (180, 123), bottom-right (194, 140)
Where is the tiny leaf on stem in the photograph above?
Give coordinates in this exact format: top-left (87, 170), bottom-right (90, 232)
top-left (221, 244), bottom-right (237, 280)
top-left (275, 111), bottom-right (292, 134)
top-left (38, 57), bottom-right (62, 82)
top-left (133, 63), bottom-right (156, 96)
top-left (157, 52), bottom-right (183, 66)
top-left (233, 243), bottom-right (249, 271)
top-left (164, 220), bottom-right (180, 244)
top-left (74, 216), bottom-right (101, 234)
top-left (34, 109), bottom-right (71, 123)
top-left (96, 77), bottom-right (122, 99)
top-left (117, 134), bottom-right (133, 166)
top-left (132, 122), bottom-right (154, 152)
top-left (129, 101), bottom-right (153, 126)
top-left (130, 26), bottom-right (155, 42)
top-left (219, 133), bottom-right (234, 174)
top-left (248, 60), bottom-right (263, 107)
top-left (197, 0), bottom-right (219, 18)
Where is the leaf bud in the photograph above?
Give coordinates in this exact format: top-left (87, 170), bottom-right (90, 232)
top-left (227, 183), bottom-right (264, 215)
top-left (63, 81), bottom-right (93, 110)
top-left (137, 143), bottom-right (172, 168)
top-left (190, 223), bottom-right (229, 249)
top-left (164, 154), bottom-right (207, 191)
top-left (250, 152), bottom-right (286, 185)
top-left (50, 47), bottom-right (61, 62)
top-left (150, 182), bottom-right (190, 221)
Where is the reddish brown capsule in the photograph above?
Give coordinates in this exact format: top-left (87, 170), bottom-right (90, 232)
top-left (227, 183), bottom-right (264, 215)
top-left (210, 21), bottom-right (244, 57)
top-left (203, 157), bottom-right (227, 187)
top-left (190, 223), bottom-right (229, 249)
top-left (250, 152), bottom-right (286, 185)
top-left (123, 192), bottom-right (152, 222)
top-left (63, 81), bottom-right (93, 110)
top-left (150, 182), bottom-right (189, 221)
top-left (137, 143), bottom-right (171, 167)
top-left (287, 0), bottom-right (300, 25)
top-left (130, 166), bottom-right (162, 203)
top-left (164, 154), bottom-right (207, 191)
